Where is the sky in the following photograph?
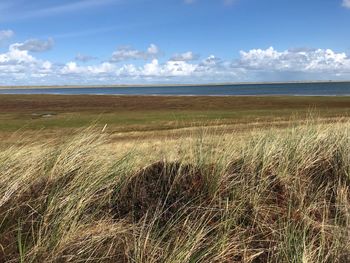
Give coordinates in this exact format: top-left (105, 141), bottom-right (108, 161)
top-left (1, 0), bottom-right (350, 85)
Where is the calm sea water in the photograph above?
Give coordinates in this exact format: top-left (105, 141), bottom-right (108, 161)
top-left (1, 82), bottom-right (350, 96)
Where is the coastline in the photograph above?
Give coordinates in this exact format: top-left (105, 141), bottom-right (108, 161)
top-left (0, 80), bottom-right (350, 90)
top-left (1, 93), bottom-right (350, 97)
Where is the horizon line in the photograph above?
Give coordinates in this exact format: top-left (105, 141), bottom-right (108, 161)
top-left (0, 80), bottom-right (350, 89)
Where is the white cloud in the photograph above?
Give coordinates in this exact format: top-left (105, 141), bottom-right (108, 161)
top-left (0, 44), bottom-right (36, 65)
top-left (342, 0), bottom-right (350, 8)
top-left (141, 59), bottom-right (160, 76)
top-left (14, 38), bottom-right (54, 52)
top-left (164, 60), bottom-right (198, 76)
top-left (117, 64), bottom-right (138, 76)
top-left (147, 44), bottom-right (160, 56)
top-left (110, 44), bottom-right (160, 62)
top-left (170, 51), bottom-right (199, 61)
top-left (0, 43), bottom-right (53, 84)
top-left (61, 62), bottom-right (83, 74)
top-left (54, 47), bottom-right (350, 83)
top-left (140, 59), bottom-right (197, 77)
top-left (0, 29), bottom-right (14, 43)
top-left (237, 47), bottom-right (350, 73)
top-left (2, 44), bottom-right (350, 85)
top-left (200, 55), bottom-right (222, 66)
top-left (60, 59), bottom-right (197, 78)
top-left (61, 61), bottom-right (116, 75)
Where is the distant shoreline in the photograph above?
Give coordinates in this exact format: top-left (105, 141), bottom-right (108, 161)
top-left (0, 80), bottom-right (349, 90)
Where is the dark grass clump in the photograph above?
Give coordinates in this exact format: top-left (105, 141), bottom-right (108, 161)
top-left (112, 161), bottom-right (211, 223)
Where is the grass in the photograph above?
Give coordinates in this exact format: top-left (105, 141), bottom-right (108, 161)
top-left (0, 95), bottom-right (350, 133)
top-left (1, 119), bottom-right (350, 262)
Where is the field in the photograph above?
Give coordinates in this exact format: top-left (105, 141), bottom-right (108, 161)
top-left (1, 95), bottom-right (350, 139)
top-left (1, 95), bottom-right (350, 262)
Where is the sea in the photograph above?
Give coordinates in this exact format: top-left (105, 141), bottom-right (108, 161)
top-left (1, 82), bottom-right (350, 96)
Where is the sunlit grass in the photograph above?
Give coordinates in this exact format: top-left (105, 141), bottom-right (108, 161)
top-left (1, 119), bottom-right (350, 262)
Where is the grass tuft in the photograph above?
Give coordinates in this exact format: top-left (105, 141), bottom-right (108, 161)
top-left (1, 120), bottom-right (350, 262)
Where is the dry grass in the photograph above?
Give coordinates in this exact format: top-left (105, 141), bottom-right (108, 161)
top-left (1, 119), bottom-right (350, 262)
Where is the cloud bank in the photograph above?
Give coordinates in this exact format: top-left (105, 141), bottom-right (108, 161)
top-left (0, 43), bottom-right (52, 83)
top-left (238, 47), bottom-right (349, 73)
top-left (1, 39), bottom-right (350, 85)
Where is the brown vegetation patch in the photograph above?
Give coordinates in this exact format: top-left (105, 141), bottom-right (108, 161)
top-left (1, 95), bottom-right (350, 113)
top-left (112, 161), bottom-right (210, 222)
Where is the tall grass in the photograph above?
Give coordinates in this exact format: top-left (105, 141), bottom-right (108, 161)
top-left (1, 120), bottom-right (350, 262)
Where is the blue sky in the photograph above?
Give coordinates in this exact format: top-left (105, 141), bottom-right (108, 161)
top-left (1, 0), bottom-right (350, 85)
